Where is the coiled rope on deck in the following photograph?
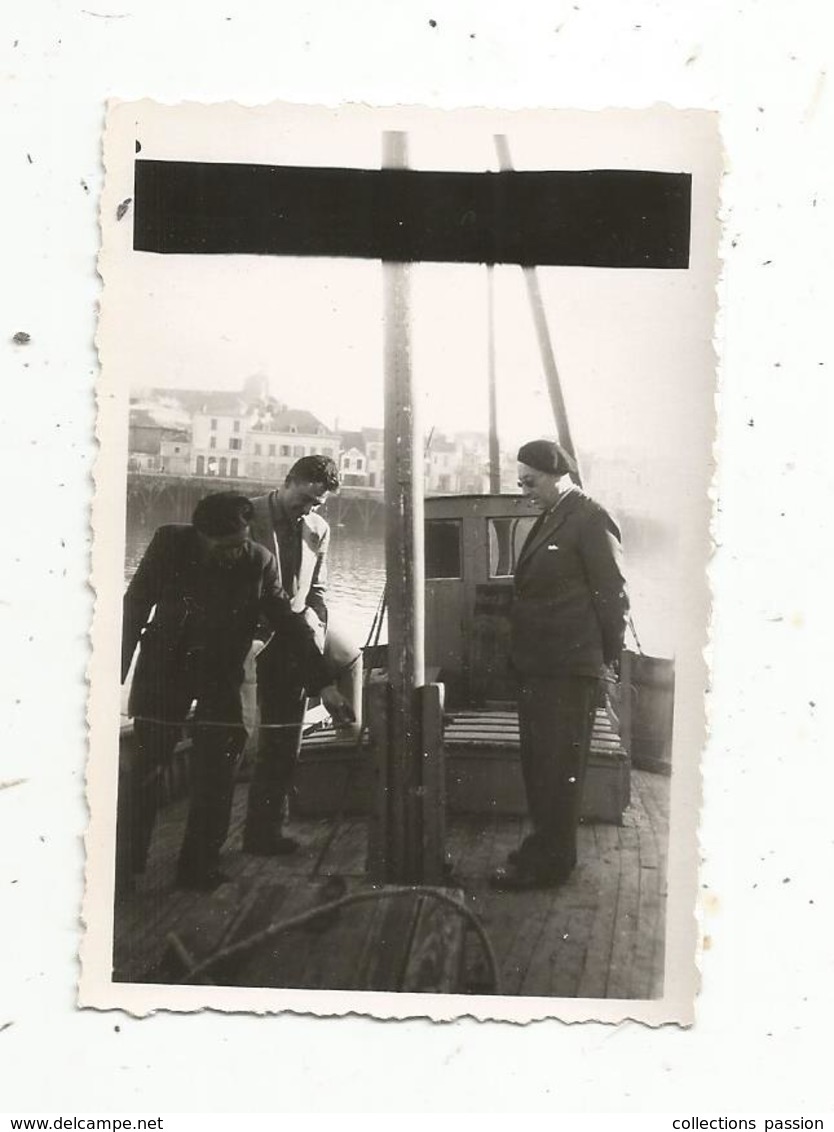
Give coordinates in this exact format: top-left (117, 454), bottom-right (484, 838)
top-left (169, 884), bottom-right (501, 994)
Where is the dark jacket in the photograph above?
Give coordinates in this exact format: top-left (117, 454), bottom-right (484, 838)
top-left (510, 487), bottom-right (629, 677)
top-left (122, 525), bottom-right (328, 719)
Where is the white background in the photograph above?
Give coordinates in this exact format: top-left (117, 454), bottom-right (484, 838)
top-left (1, 0), bottom-right (832, 1114)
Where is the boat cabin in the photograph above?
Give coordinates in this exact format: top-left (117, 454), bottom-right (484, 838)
top-left (425, 493), bottom-right (538, 709)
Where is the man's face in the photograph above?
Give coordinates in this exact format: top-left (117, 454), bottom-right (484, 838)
top-left (517, 462), bottom-right (561, 510)
top-left (282, 479), bottom-right (331, 517)
top-left (200, 527), bottom-right (250, 568)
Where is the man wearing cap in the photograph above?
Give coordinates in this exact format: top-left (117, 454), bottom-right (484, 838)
top-left (491, 439), bottom-right (630, 891)
top-left (118, 491), bottom-right (335, 893)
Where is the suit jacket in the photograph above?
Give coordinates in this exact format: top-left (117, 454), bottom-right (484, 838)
top-left (122, 524), bottom-right (328, 719)
top-left (510, 487), bottom-right (629, 677)
top-left (248, 493), bottom-right (329, 628)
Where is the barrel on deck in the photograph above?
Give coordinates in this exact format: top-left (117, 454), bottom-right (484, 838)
top-left (619, 650), bottom-right (675, 775)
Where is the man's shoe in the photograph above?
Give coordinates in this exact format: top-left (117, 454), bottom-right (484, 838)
top-left (489, 864), bottom-right (571, 892)
top-left (175, 868), bottom-right (231, 892)
top-left (242, 834), bottom-right (301, 857)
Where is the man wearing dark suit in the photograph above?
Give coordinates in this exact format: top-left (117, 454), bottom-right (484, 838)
top-left (118, 491), bottom-right (331, 893)
top-left (242, 455), bottom-right (353, 856)
top-left (491, 440), bottom-right (630, 891)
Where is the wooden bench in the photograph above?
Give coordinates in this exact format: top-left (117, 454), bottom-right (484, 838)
top-left (294, 706), bottom-right (630, 824)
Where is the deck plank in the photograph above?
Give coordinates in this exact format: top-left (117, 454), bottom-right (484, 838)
top-left (319, 817), bottom-right (368, 877)
top-left (605, 822), bottom-right (641, 998)
top-left (226, 881), bottom-right (350, 990)
top-left (630, 774), bottom-right (668, 997)
top-left (112, 771), bottom-right (670, 999)
top-left (548, 899), bottom-right (598, 998)
top-left (446, 815), bottom-right (490, 878)
top-left (401, 890), bottom-right (467, 993)
top-left (518, 892), bottom-right (573, 997)
top-left (357, 891), bottom-right (423, 992)
top-left (575, 823), bottom-right (622, 999)
top-left (296, 881), bottom-right (383, 991)
top-left (488, 886), bottom-right (553, 995)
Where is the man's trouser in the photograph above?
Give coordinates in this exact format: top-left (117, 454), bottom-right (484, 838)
top-left (242, 642), bottom-right (307, 850)
top-left (116, 673), bottom-right (243, 885)
top-left (515, 674), bottom-right (598, 878)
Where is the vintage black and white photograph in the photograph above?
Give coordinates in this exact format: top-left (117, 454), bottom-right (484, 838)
top-left (82, 100), bottom-right (720, 1021)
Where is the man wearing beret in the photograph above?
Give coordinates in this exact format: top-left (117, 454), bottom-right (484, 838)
top-left (491, 439), bottom-right (630, 891)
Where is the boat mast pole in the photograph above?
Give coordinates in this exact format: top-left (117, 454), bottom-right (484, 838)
top-left (487, 264), bottom-right (501, 493)
top-left (381, 130), bottom-right (426, 882)
top-left (494, 135), bottom-right (583, 487)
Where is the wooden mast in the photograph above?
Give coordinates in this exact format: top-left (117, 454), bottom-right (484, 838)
top-left (376, 131), bottom-right (446, 885)
top-left (486, 264), bottom-right (501, 493)
top-left (494, 135), bottom-right (583, 486)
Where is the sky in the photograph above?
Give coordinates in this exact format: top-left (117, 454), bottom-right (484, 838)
top-left (126, 252), bottom-right (683, 437)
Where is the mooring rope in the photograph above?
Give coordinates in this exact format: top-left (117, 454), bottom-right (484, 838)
top-left (170, 883), bottom-right (501, 994)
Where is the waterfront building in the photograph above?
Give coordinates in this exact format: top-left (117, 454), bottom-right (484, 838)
top-left (245, 406), bottom-right (339, 483)
top-left (159, 430), bottom-right (191, 476)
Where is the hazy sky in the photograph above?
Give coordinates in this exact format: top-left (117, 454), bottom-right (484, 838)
top-left (128, 250), bottom-right (705, 468)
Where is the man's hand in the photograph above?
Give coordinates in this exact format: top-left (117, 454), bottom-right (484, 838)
top-left (320, 683), bottom-right (356, 726)
top-left (303, 607), bottom-right (326, 651)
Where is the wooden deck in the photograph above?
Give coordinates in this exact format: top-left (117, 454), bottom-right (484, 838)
top-left (113, 769), bottom-right (669, 999)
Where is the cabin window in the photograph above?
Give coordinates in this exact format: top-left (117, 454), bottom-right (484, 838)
top-left (487, 516), bottom-right (537, 578)
top-left (425, 519), bottom-right (462, 580)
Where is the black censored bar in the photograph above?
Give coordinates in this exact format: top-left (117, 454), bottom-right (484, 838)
top-left (133, 160), bottom-right (691, 269)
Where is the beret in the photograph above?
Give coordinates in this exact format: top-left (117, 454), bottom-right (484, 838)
top-left (517, 439), bottom-right (577, 477)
